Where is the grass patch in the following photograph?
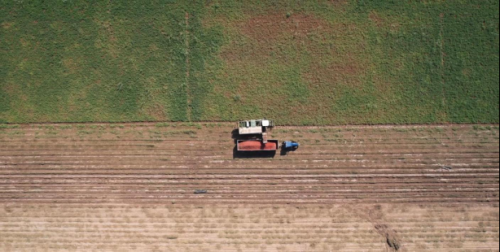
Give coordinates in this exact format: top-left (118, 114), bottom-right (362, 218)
top-left (109, 124), bottom-right (125, 129)
top-left (0, 124), bottom-right (19, 129)
top-left (0, 0), bottom-right (498, 125)
top-left (155, 123), bottom-right (170, 128)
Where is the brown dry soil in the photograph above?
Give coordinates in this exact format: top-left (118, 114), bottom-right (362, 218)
top-left (0, 123), bottom-right (498, 251)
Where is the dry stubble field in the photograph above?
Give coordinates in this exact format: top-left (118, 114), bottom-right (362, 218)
top-left (0, 123), bottom-right (498, 251)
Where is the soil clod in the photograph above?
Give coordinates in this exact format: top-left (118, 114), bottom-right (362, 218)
top-left (194, 190), bottom-right (208, 194)
top-left (387, 235), bottom-right (402, 251)
top-left (442, 166), bottom-right (453, 171)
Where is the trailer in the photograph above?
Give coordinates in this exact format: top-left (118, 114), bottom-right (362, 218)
top-left (237, 140), bottom-right (279, 152)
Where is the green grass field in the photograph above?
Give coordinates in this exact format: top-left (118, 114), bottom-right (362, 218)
top-left (1, 0), bottom-right (498, 125)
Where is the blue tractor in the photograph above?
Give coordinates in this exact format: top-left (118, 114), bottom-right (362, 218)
top-left (283, 141), bottom-right (299, 151)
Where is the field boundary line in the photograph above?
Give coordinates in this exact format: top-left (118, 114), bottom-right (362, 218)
top-left (0, 122), bottom-right (499, 128)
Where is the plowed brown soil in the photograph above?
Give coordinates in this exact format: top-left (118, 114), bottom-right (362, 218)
top-left (0, 123), bottom-right (498, 251)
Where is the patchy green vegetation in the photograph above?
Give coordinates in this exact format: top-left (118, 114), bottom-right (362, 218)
top-left (358, 0), bottom-right (500, 124)
top-left (0, 0), bottom-right (221, 122)
top-left (201, 0), bottom-right (499, 124)
top-left (0, 0), bottom-right (498, 125)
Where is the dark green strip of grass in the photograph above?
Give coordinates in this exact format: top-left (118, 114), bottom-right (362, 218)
top-left (185, 1), bottom-right (224, 121)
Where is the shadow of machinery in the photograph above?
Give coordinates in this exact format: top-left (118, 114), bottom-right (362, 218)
top-left (231, 129), bottom-right (240, 145)
top-left (280, 146), bottom-right (288, 156)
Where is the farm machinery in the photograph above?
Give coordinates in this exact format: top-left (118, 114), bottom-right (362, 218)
top-left (283, 141), bottom-right (300, 150)
top-left (235, 119), bottom-right (299, 153)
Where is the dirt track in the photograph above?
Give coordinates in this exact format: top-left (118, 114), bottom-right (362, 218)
top-left (0, 123), bottom-right (498, 251)
top-left (0, 124), bottom-right (498, 204)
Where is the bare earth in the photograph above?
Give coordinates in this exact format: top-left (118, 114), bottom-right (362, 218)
top-left (0, 123), bottom-right (498, 251)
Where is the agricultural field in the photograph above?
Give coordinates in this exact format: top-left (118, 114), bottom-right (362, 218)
top-left (1, 1), bottom-right (499, 250)
top-left (1, 0), bottom-right (499, 124)
top-left (0, 123), bottom-right (498, 251)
